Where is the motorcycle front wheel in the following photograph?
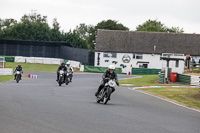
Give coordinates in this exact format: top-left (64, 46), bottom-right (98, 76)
top-left (65, 76), bottom-right (69, 85)
top-left (16, 75), bottom-right (20, 83)
top-left (58, 77), bottom-right (62, 86)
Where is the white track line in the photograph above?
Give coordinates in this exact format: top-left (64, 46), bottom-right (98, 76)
top-left (128, 87), bottom-right (200, 113)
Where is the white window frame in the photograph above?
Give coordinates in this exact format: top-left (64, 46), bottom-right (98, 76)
top-left (103, 52), bottom-right (117, 58)
top-left (133, 53), bottom-right (143, 59)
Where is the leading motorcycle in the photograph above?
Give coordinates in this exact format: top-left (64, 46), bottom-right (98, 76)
top-left (96, 79), bottom-right (116, 104)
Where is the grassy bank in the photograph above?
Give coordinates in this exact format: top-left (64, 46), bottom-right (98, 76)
top-left (141, 87), bottom-right (200, 110)
top-left (119, 75), bottom-right (182, 86)
top-left (6, 62), bottom-right (59, 72)
top-left (0, 75), bottom-right (14, 82)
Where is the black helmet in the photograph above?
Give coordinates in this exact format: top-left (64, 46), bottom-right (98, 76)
top-left (61, 63), bottom-right (65, 66)
top-left (18, 64), bottom-right (21, 67)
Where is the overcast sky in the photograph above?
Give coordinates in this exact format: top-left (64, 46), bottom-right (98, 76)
top-left (1, 0), bottom-right (200, 33)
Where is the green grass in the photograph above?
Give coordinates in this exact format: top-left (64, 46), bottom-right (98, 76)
top-left (6, 62), bottom-right (59, 72)
top-left (141, 87), bottom-right (200, 110)
top-left (0, 75), bottom-right (14, 82)
top-left (119, 75), bottom-right (183, 86)
top-left (193, 67), bottom-right (200, 73)
top-left (0, 74), bottom-right (28, 82)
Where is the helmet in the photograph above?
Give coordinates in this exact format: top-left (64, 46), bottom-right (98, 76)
top-left (66, 62), bottom-right (70, 65)
top-left (61, 63), bottom-right (65, 66)
top-left (108, 65), bottom-right (115, 70)
top-left (18, 64), bottom-right (21, 67)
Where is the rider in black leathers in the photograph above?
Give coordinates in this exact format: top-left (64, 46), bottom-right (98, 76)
top-left (14, 64), bottom-right (23, 80)
top-left (56, 63), bottom-right (67, 81)
top-left (95, 65), bottom-right (119, 97)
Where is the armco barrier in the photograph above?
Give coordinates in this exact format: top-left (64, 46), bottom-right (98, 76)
top-left (84, 65), bottom-right (122, 74)
top-left (190, 76), bottom-right (200, 86)
top-left (158, 73), bottom-right (164, 84)
top-left (177, 74), bottom-right (191, 85)
top-left (132, 68), bottom-right (161, 75)
top-left (0, 68), bottom-right (13, 75)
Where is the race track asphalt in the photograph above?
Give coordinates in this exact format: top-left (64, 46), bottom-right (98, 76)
top-left (0, 72), bottom-right (200, 133)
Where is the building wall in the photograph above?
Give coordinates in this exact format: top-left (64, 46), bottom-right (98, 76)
top-left (95, 52), bottom-right (185, 74)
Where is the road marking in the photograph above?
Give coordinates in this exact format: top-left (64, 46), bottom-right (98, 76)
top-left (118, 76), bottom-right (141, 81)
top-left (131, 86), bottom-right (199, 89)
top-left (127, 87), bottom-right (200, 113)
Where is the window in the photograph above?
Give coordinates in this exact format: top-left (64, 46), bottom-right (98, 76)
top-left (111, 53), bottom-right (117, 58)
top-left (136, 54), bottom-right (143, 59)
top-left (103, 53), bottom-right (110, 57)
top-left (139, 65), bottom-right (143, 68)
top-left (176, 60), bottom-right (179, 67)
top-left (103, 53), bottom-right (117, 58)
top-left (133, 54), bottom-right (143, 59)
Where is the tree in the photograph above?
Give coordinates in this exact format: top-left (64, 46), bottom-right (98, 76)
top-left (136, 19), bottom-right (167, 32)
top-left (1, 12), bottom-right (52, 41)
top-left (167, 27), bottom-right (184, 33)
top-left (95, 19), bottom-right (129, 31)
top-left (85, 19), bottom-right (129, 51)
top-left (51, 18), bottom-right (62, 41)
top-left (63, 30), bottom-right (88, 49)
top-left (73, 23), bottom-right (95, 50)
top-left (136, 19), bottom-right (184, 33)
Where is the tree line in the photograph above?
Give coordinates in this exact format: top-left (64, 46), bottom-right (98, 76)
top-left (0, 12), bottom-right (184, 51)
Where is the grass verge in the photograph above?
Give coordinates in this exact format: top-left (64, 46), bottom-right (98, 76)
top-left (141, 87), bottom-right (200, 110)
top-left (6, 62), bottom-right (59, 72)
top-left (119, 75), bottom-right (183, 86)
top-left (0, 75), bottom-right (14, 82)
top-left (0, 74), bottom-right (28, 82)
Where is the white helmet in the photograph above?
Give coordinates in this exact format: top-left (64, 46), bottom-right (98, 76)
top-left (109, 65), bottom-right (115, 70)
top-left (66, 62), bottom-right (70, 65)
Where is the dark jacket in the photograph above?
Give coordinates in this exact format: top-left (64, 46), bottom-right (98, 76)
top-left (57, 66), bottom-right (67, 73)
top-left (102, 70), bottom-right (118, 81)
top-left (14, 67), bottom-right (23, 72)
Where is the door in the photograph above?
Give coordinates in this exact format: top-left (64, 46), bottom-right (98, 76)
top-left (143, 64), bottom-right (148, 68)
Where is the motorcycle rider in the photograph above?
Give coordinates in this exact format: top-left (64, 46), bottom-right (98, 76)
top-left (14, 64), bottom-right (23, 80)
top-left (56, 63), bottom-right (67, 81)
top-left (95, 65), bottom-right (119, 97)
top-left (65, 62), bottom-right (74, 82)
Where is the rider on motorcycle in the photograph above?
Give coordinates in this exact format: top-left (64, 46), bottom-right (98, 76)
top-left (14, 64), bottom-right (23, 80)
top-left (56, 63), bottom-right (67, 81)
top-left (65, 62), bottom-right (74, 82)
top-left (95, 65), bottom-right (119, 97)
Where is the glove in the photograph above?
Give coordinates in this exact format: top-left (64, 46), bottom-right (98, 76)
top-left (116, 81), bottom-right (119, 86)
top-left (103, 78), bottom-right (108, 82)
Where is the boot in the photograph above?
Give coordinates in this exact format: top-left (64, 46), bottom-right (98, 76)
top-left (56, 74), bottom-right (59, 81)
top-left (95, 91), bottom-right (99, 97)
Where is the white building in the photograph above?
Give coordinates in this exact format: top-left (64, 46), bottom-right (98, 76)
top-left (94, 30), bottom-right (200, 74)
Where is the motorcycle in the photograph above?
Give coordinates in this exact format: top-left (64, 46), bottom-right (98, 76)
top-left (58, 70), bottom-right (65, 86)
top-left (15, 71), bottom-right (21, 83)
top-left (96, 79), bottom-right (116, 104)
top-left (65, 72), bottom-right (70, 85)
